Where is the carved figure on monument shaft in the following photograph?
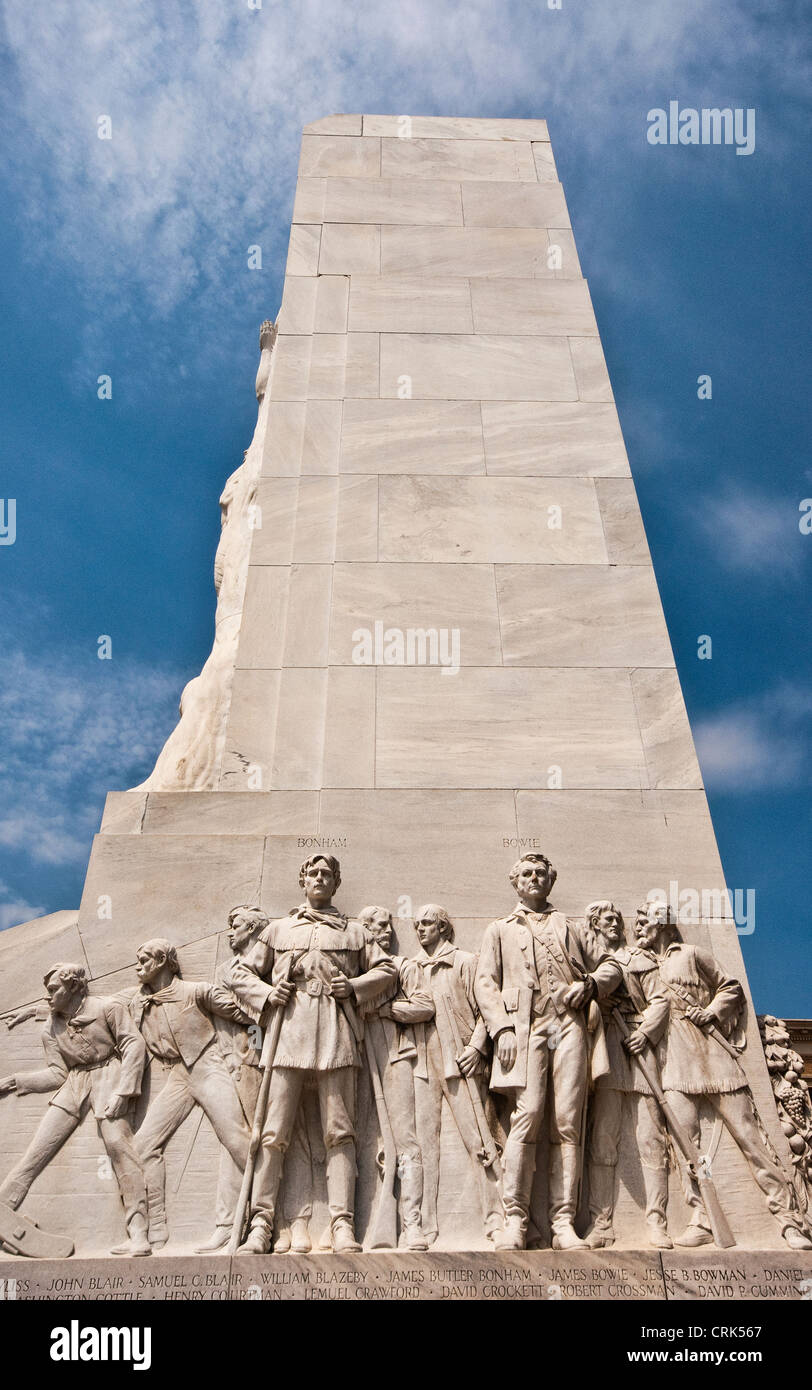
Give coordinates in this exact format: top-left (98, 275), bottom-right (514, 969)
top-left (582, 901), bottom-right (673, 1250)
top-left (759, 1014), bottom-right (812, 1206)
top-left (227, 855), bottom-right (396, 1254)
top-left (0, 963), bottom-right (150, 1257)
top-left (633, 908), bottom-right (812, 1251)
top-left (475, 853), bottom-right (623, 1252)
top-left (411, 904), bottom-right (503, 1247)
top-left (357, 905), bottom-right (434, 1251)
top-left (128, 939), bottom-right (253, 1249)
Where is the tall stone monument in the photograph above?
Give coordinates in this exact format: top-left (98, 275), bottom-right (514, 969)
top-left (1, 115), bottom-right (809, 1301)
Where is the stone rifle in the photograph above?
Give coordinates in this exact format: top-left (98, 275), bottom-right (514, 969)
top-left (440, 993), bottom-right (500, 1169)
top-left (227, 952), bottom-right (300, 1255)
top-left (363, 1017), bottom-right (399, 1250)
top-left (610, 1005), bottom-right (735, 1249)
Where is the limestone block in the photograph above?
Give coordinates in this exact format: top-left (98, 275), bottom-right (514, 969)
top-left (268, 335), bottom-right (311, 401)
top-left (382, 137), bottom-right (536, 182)
top-left (379, 333), bottom-right (577, 400)
top-left (375, 668), bottom-right (648, 789)
top-left (596, 477), bottom-right (652, 562)
top-left (662, 1251), bottom-right (812, 1300)
top-left (235, 565), bottom-right (289, 668)
top-left (496, 564), bottom-right (674, 667)
top-left (340, 400), bottom-right (485, 475)
top-left (461, 180), bottom-right (571, 228)
top-left (321, 665), bottom-right (376, 788)
top-left (303, 114), bottom-right (363, 136)
top-left (324, 176), bottom-right (463, 225)
top-left (286, 223), bottom-right (321, 276)
top-left (250, 479), bottom-right (299, 561)
top-left (314, 276), bottom-right (349, 333)
top-left (299, 134), bottom-right (381, 179)
top-left (471, 279), bottom-right (597, 336)
top-left (307, 333), bottom-right (348, 399)
top-left (75, 834), bottom-right (265, 975)
top-left (570, 335), bottom-right (614, 401)
top-left (277, 275), bottom-right (318, 335)
top-left (631, 668), bottom-right (704, 790)
top-left (262, 402), bottom-right (306, 476)
top-left (532, 141), bottom-right (559, 181)
top-left (481, 401), bottom-right (629, 476)
top-left (301, 399), bottom-right (343, 473)
top-left (292, 177), bottom-right (326, 224)
top-left (548, 227), bottom-right (581, 278)
top-left (328, 562), bottom-right (502, 665)
top-left (381, 225), bottom-right (554, 278)
top-left (335, 476), bottom-right (379, 560)
top-left (378, 476), bottom-right (606, 563)
top-left (319, 223), bottom-right (381, 275)
top-left (344, 332), bottom-right (380, 397)
top-left (363, 115), bottom-right (551, 142)
top-left (348, 275), bottom-right (474, 333)
top-left (271, 669), bottom-right (328, 789)
top-left (219, 668), bottom-right (281, 787)
top-left (100, 790), bottom-right (147, 833)
top-left (141, 791), bottom-right (319, 837)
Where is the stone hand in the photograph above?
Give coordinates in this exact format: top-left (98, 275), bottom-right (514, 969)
top-left (563, 981), bottom-right (588, 1010)
top-left (331, 973), bottom-right (354, 1000)
top-left (685, 1005), bottom-right (713, 1027)
top-left (624, 1029), bottom-right (648, 1054)
top-left (268, 980), bottom-right (294, 1008)
top-left (0, 1075), bottom-right (17, 1095)
top-left (104, 1094), bottom-right (130, 1120)
top-left (496, 1029), bottom-right (517, 1071)
top-left (456, 1045), bottom-right (480, 1077)
top-left (3, 1007), bottom-right (37, 1030)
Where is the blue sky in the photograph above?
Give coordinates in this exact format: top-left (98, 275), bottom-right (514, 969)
top-left (0, 0), bottom-right (809, 1011)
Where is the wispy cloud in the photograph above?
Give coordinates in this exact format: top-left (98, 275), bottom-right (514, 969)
top-left (1, 0), bottom-right (806, 374)
top-left (0, 879), bottom-right (46, 932)
top-left (0, 649), bottom-right (182, 867)
top-left (693, 488), bottom-right (807, 576)
top-left (694, 683), bottom-right (812, 790)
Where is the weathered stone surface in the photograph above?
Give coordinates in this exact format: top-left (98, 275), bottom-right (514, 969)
top-left (662, 1251), bottom-right (812, 1301)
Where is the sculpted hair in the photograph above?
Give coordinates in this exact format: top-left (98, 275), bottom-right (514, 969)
top-left (137, 938), bottom-right (182, 977)
top-left (299, 854), bottom-right (341, 890)
top-left (509, 852), bottom-right (557, 892)
top-left (43, 963), bottom-right (87, 995)
top-left (357, 905), bottom-right (392, 929)
top-left (228, 904), bottom-right (270, 936)
top-left (417, 903), bottom-right (455, 943)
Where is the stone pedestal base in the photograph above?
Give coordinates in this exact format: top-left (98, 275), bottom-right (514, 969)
top-left (1, 1250), bottom-right (809, 1301)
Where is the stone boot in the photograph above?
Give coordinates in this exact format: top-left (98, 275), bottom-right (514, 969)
top-left (675, 1220), bottom-right (713, 1247)
top-left (550, 1143), bottom-right (585, 1250)
top-left (782, 1224), bottom-right (812, 1251)
top-left (585, 1163), bottom-right (616, 1247)
top-left (237, 1220), bottom-right (272, 1254)
top-left (289, 1217), bottom-right (312, 1253)
top-left (195, 1225), bottom-right (231, 1254)
top-left (145, 1175), bottom-right (169, 1249)
top-left (327, 1142), bottom-right (361, 1252)
top-left (643, 1165), bottom-right (672, 1248)
top-left (398, 1159), bottom-right (429, 1252)
top-left (110, 1213), bottom-right (152, 1258)
top-left (494, 1140), bottom-right (535, 1250)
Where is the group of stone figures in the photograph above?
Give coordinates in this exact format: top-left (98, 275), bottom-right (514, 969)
top-left (1, 852), bottom-right (810, 1258)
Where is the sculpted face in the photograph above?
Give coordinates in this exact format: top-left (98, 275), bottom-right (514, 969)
top-left (515, 859), bottom-right (553, 909)
top-left (596, 906), bottom-right (623, 947)
top-left (46, 974), bottom-right (77, 1016)
top-left (633, 904), bottom-right (667, 951)
top-left (415, 908), bottom-right (443, 954)
top-left (228, 911), bottom-right (258, 955)
top-left (359, 908), bottom-right (393, 952)
top-left (135, 948), bottom-right (164, 987)
top-left (303, 860), bottom-right (336, 907)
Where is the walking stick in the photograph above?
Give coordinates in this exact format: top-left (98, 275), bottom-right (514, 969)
top-left (611, 1006), bottom-right (735, 1248)
top-left (228, 955), bottom-right (296, 1254)
top-left (364, 1017), bottom-right (399, 1250)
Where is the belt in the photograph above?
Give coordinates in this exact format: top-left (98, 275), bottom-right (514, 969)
top-left (294, 978), bottom-right (334, 997)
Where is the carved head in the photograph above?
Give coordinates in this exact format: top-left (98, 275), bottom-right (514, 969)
top-left (585, 900), bottom-right (625, 948)
top-left (299, 855), bottom-right (341, 905)
top-left (135, 938), bottom-right (181, 988)
top-left (227, 905), bottom-right (270, 955)
top-left (510, 853), bottom-right (557, 909)
top-left (357, 906), bottom-right (393, 953)
top-left (414, 903), bottom-right (454, 953)
top-left (634, 900), bottom-right (678, 951)
top-left (43, 963), bottom-right (88, 1015)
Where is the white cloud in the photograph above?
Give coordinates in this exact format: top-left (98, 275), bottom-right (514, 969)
top-left (693, 489), bottom-right (804, 575)
top-left (0, 879), bottom-right (46, 932)
top-left (1, 0), bottom-right (805, 374)
top-left (0, 649), bottom-right (182, 866)
top-left (693, 684), bottom-right (811, 790)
